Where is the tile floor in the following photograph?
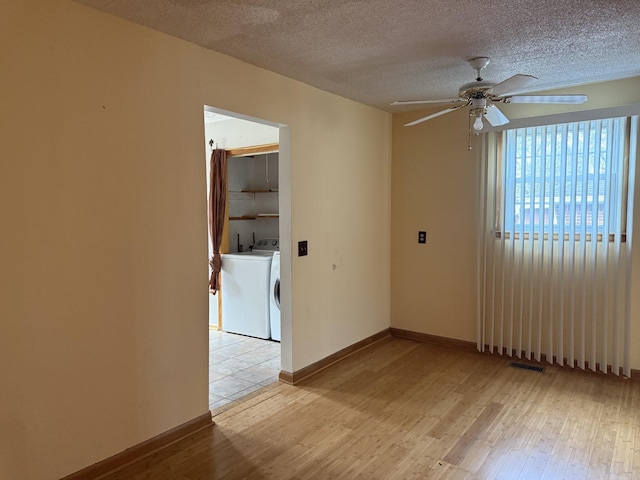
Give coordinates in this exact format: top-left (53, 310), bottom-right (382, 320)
top-left (209, 329), bottom-right (281, 411)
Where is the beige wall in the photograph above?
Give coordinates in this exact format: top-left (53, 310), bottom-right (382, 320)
top-left (391, 107), bottom-right (480, 341)
top-left (0, 1), bottom-right (391, 478)
top-left (391, 78), bottom-right (640, 365)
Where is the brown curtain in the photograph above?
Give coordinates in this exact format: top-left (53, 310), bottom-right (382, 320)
top-left (208, 148), bottom-right (227, 294)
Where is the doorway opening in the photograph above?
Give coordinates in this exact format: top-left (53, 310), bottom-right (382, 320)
top-left (203, 106), bottom-right (290, 411)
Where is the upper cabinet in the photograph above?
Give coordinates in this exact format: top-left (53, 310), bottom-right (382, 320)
top-left (228, 151), bottom-right (279, 221)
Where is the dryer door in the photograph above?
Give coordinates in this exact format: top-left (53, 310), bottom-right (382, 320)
top-left (273, 278), bottom-right (280, 310)
top-left (269, 252), bottom-right (281, 341)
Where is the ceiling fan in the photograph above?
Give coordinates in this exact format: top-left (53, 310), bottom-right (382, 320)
top-left (392, 57), bottom-right (588, 130)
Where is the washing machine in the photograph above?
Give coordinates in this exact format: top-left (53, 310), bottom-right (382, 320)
top-left (221, 238), bottom-right (279, 339)
top-left (269, 251), bottom-right (281, 341)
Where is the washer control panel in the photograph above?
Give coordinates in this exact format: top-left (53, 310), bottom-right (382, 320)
top-left (253, 238), bottom-right (279, 252)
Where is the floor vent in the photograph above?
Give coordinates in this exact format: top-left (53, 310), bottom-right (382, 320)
top-left (510, 362), bottom-right (544, 373)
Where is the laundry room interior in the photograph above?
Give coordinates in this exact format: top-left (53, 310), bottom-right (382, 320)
top-left (226, 152), bottom-right (279, 252)
top-left (204, 108), bottom-right (282, 410)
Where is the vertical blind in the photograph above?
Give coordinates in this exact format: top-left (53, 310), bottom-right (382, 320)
top-left (477, 116), bottom-right (637, 376)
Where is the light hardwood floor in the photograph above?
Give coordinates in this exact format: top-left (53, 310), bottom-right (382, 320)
top-left (104, 336), bottom-right (640, 479)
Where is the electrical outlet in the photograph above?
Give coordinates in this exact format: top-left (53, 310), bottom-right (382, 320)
top-left (418, 231), bottom-right (427, 244)
top-left (298, 240), bottom-right (308, 256)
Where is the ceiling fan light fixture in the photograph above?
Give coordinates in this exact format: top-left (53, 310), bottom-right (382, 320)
top-left (473, 113), bottom-right (484, 131)
top-left (470, 97), bottom-right (486, 131)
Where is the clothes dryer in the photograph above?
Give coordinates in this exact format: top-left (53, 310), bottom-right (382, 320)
top-left (269, 251), bottom-right (281, 341)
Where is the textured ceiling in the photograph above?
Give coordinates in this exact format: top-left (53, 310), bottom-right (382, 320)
top-left (75, 0), bottom-right (640, 112)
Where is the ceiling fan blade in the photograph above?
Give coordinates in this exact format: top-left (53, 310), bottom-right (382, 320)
top-left (391, 98), bottom-right (462, 106)
top-left (490, 74), bottom-right (538, 97)
top-left (484, 104), bottom-right (509, 127)
top-left (502, 94), bottom-right (588, 104)
top-left (404, 104), bottom-right (465, 127)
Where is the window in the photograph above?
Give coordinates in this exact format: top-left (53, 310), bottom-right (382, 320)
top-left (499, 117), bottom-right (631, 239)
top-left (479, 115), bottom-right (637, 375)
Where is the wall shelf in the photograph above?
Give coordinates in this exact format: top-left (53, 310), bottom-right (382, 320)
top-left (226, 143), bottom-right (279, 158)
top-left (229, 214), bottom-right (279, 221)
